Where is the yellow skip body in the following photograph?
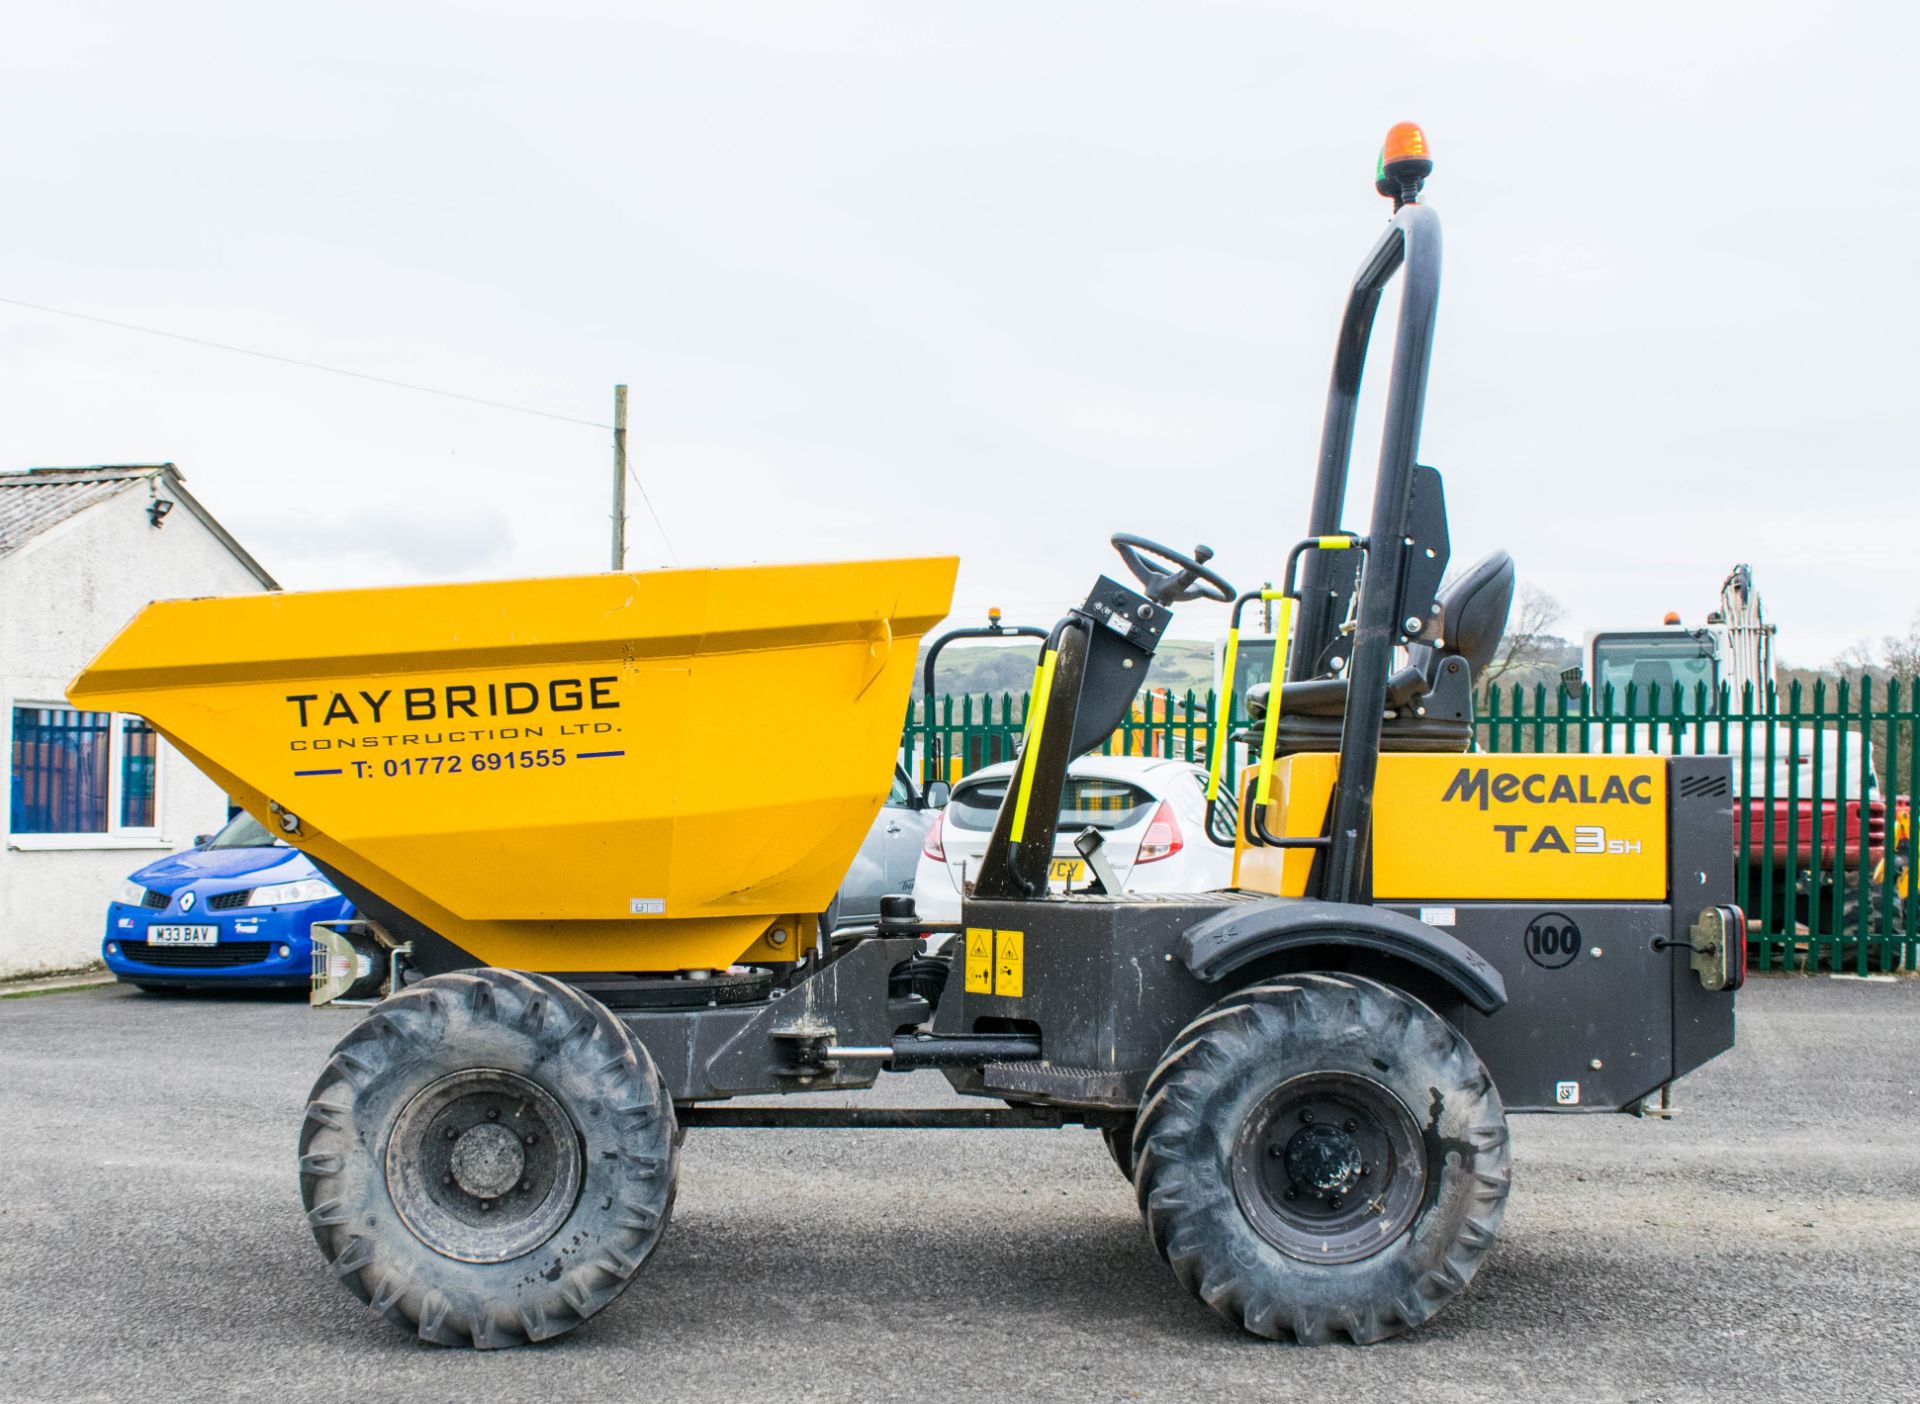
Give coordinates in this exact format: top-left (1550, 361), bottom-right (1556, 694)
top-left (69, 557), bottom-right (957, 972)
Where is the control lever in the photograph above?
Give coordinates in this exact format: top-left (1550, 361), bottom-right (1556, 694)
top-left (1072, 827), bottom-right (1124, 897)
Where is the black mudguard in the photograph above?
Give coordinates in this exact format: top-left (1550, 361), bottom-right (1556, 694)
top-left (1178, 898), bottom-right (1507, 1016)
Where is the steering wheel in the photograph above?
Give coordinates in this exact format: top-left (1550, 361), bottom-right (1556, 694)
top-left (1110, 532), bottom-right (1236, 605)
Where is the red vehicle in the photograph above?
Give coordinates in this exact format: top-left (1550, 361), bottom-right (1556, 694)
top-left (1570, 565), bottom-right (1910, 932)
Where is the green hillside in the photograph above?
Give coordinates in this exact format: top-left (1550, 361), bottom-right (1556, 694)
top-left (912, 638), bottom-right (1220, 701)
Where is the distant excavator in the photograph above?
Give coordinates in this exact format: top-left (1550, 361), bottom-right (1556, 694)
top-left (1565, 563), bottom-right (1909, 942)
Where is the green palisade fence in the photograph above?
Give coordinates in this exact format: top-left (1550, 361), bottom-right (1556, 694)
top-left (903, 676), bottom-right (1918, 973)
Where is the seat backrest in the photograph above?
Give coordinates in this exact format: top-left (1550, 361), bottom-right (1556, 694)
top-left (1630, 660), bottom-right (1676, 698)
top-left (1434, 550), bottom-right (1515, 678)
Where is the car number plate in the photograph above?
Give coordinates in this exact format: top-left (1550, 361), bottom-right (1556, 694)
top-left (148, 925), bottom-right (219, 946)
top-left (1046, 858), bottom-right (1087, 888)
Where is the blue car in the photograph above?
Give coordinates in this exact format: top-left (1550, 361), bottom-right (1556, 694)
top-left (103, 811), bottom-right (354, 990)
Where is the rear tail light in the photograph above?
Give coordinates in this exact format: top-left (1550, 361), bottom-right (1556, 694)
top-left (1136, 801), bottom-right (1184, 864)
top-left (923, 812), bottom-right (946, 862)
top-left (1724, 905), bottom-right (1747, 992)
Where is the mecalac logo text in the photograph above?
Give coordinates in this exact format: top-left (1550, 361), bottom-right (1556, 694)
top-left (1440, 767), bottom-right (1654, 812)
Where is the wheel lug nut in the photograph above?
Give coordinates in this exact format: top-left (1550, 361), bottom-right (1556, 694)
top-left (1344, 1119), bottom-right (1358, 1133)
top-left (486, 1108), bottom-right (500, 1120)
top-left (519, 1179), bottom-right (532, 1192)
top-left (1360, 1165), bottom-right (1371, 1177)
top-left (1284, 1187), bottom-right (1297, 1200)
top-left (444, 1128), bottom-right (458, 1140)
top-left (1268, 1144), bottom-right (1284, 1158)
top-left (1300, 1110), bottom-right (1315, 1124)
top-left (480, 1200), bottom-right (492, 1212)
top-left (1328, 1195), bottom-right (1342, 1210)
top-left (524, 1134), bottom-right (538, 1146)
top-left (441, 1173), bottom-right (452, 1185)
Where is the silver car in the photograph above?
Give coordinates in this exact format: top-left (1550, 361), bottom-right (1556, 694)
top-left (825, 765), bottom-right (948, 931)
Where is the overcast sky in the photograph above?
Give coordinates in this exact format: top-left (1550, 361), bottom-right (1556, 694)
top-left (3, 2), bottom-right (1913, 666)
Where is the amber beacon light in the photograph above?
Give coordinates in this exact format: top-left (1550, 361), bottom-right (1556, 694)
top-left (1375, 121), bottom-right (1434, 208)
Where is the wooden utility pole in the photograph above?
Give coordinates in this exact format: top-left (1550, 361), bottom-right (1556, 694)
top-left (611, 384), bottom-right (628, 570)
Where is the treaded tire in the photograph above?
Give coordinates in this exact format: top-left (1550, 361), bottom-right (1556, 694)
top-left (1102, 1116), bottom-right (1137, 1181)
top-left (298, 968), bottom-right (678, 1348)
top-left (1132, 974), bottom-right (1509, 1344)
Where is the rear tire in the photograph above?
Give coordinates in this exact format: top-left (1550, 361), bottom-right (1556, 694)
top-left (1840, 881), bottom-right (1908, 971)
top-left (1102, 1116), bottom-right (1137, 1181)
top-left (1133, 974), bottom-right (1509, 1344)
top-left (298, 968), bottom-right (678, 1347)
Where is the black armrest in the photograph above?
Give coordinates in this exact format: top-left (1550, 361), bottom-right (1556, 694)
top-left (1245, 663), bottom-right (1429, 722)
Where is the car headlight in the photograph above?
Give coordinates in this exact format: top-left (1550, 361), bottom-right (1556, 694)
top-left (113, 879), bottom-right (146, 905)
top-left (250, 878), bottom-right (339, 905)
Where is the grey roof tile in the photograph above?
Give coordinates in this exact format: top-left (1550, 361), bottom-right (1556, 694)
top-left (0, 464), bottom-right (170, 559)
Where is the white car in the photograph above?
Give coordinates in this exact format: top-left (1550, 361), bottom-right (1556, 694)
top-left (911, 754), bottom-right (1237, 923)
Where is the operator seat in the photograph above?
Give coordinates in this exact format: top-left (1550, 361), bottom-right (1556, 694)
top-left (1629, 660), bottom-right (1676, 704)
top-left (1243, 549), bottom-right (1514, 756)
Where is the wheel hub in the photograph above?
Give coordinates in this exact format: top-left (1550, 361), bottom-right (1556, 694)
top-left (386, 1070), bottom-right (583, 1263)
top-left (1230, 1072), bottom-right (1426, 1264)
top-left (1283, 1122), bottom-right (1364, 1197)
top-left (449, 1122), bottom-right (527, 1199)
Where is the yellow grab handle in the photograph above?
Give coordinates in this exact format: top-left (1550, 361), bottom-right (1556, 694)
top-left (1206, 626), bottom-right (1240, 802)
top-left (1010, 647), bottom-right (1059, 843)
top-left (1253, 596), bottom-right (1294, 808)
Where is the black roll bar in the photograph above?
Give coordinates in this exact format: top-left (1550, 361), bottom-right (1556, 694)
top-left (919, 613), bottom-right (1049, 785)
top-left (921, 616), bottom-right (1050, 701)
top-left (1301, 203), bottom-right (1443, 905)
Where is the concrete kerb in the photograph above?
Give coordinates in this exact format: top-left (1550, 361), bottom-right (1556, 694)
top-left (0, 964), bottom-right (116, 999)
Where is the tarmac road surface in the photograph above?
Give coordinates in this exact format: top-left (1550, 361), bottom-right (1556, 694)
top-left (3, 975), bottom-right (1917, 1403)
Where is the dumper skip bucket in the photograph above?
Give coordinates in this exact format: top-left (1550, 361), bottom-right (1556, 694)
top-left (69, 557), bottom-right (958, 973)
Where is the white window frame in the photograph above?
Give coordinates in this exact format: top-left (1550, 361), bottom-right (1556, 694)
top-left (5, 700), bottom-right (169, 851)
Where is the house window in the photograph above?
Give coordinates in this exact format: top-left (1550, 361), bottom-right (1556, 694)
top-left (121, 716), bottom-right (158, 827)
top-left (8, 705), bottom-right (161, 837)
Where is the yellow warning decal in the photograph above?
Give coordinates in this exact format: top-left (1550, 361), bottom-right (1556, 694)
top-left (964, 928), bottom-right (994, 993)
top-left (994, 929), bottom-right (1024, 998)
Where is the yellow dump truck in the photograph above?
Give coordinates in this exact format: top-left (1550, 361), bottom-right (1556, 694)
top-left (72, 126), bottom-right (1742, 1350)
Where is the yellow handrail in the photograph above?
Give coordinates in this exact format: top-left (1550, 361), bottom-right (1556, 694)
top-left (1253, 594), bottom-right (1295, 808)
top-left (1010, 646), bottom-right (1059, 843)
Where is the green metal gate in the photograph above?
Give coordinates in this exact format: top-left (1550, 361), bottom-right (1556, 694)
top-left (903, 676), bottom-right (1918, 972)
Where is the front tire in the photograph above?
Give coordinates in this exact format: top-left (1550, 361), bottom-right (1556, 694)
top-left (298, 968), bottom-right (678, 1347)
top-left (1133, 974), bottom-right (1509, 1344)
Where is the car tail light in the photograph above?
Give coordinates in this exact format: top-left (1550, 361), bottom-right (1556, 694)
top-left (923, 812), bottom-right (946, 862)
top-left (1136, 801), bottom-right (1184, 864)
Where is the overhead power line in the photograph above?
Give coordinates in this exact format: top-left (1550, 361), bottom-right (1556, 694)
top-left (0, 293), bottom-right (614, 428)
top-left (627, 461), bottom-right (679, 565)
top-left (1, 290), bottom-right (684, 562)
